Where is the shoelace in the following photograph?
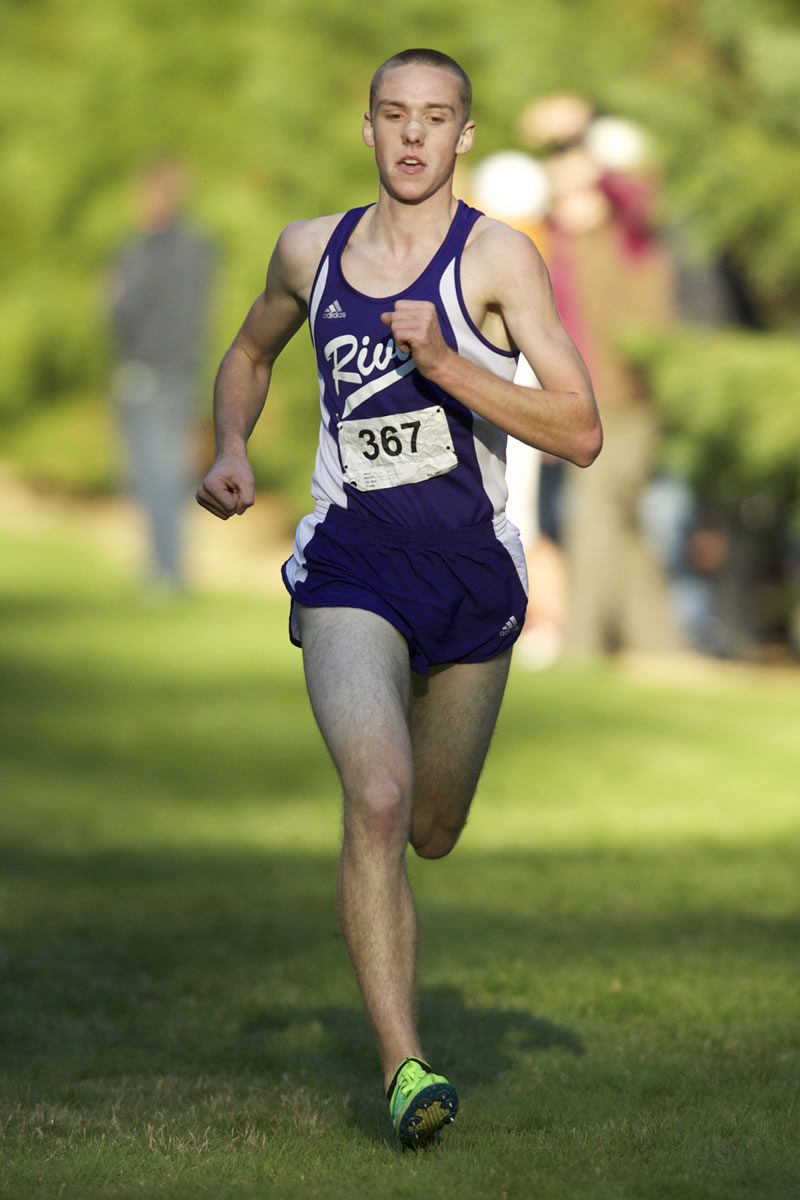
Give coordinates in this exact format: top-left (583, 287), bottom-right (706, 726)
top-left (390, 1062), bottom-right (428, 1117)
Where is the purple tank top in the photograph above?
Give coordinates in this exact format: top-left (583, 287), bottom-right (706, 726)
top-left (306, 200), bottom-right (519, 530)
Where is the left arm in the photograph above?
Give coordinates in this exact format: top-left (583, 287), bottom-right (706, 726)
top-left (380, 224), bottom-right (602, 468)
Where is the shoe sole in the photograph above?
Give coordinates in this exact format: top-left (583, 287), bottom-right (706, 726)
top-left (398, 1082), bottom-right (459, 1149)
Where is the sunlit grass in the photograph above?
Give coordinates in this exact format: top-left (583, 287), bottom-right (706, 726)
top-left (1, 521), bottom-right (799, 1198)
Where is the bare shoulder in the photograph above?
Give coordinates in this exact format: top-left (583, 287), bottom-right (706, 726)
top-left (464, 215), bottom-right (550, 295)
top-left (270, 213), bottom-right (345, 302)
top-left (277, 213), bottom-right (344, 266)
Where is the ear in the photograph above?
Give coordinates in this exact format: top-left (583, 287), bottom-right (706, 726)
top-left (362, 111), bottom-right (375, 149)
top-left (455, 120), bottom-right (476, 157)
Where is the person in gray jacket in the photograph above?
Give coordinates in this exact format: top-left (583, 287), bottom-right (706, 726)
top-left (109, 159), bottom-right (215, 589)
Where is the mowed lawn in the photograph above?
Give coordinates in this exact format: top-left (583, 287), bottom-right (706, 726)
top-left (1, 517), bottom-right (798, 1199)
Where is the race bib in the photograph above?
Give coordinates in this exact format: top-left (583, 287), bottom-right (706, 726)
top-left (338, 405), bottom-right (458, 491)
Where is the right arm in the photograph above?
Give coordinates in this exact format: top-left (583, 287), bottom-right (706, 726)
top-left (195, 221), bottom-right (316, 520)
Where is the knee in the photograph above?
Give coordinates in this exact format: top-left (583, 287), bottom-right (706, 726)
top-left (410, 824), bottom-right (462, 860)
top-left (343, 773), bottom-right (412, 851)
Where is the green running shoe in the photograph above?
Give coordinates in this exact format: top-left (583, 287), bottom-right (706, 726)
top-left (387, 1056), bottom-right (459, 1149)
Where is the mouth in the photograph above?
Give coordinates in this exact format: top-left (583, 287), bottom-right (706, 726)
top-left (398, 156), bottom-right (425, 173)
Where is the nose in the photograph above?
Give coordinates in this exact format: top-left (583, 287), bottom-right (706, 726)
top-left (402, 118), bottom-right (424, 144)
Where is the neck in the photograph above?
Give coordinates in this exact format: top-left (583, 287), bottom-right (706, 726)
top-left (369, 185), bottom-right (459, 249)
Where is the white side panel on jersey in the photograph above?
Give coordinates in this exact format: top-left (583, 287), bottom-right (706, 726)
top-left (284, 496), bottom-right (332, 588)
top-left (439, 258), bottom-right (519, 520)
top-left (439, 258), bottom-right (517, 377)
top-left (309, 414), bottom-right (348, 513)
top-left (493, 513), bottom-right (530, 594)
top-left (472, 414), bottom-right (510, 520)
top-left (505, 436), bottom-right (541, 545)
top-left (308, 256), bottom-right (330, 347)
top-left (307, 289), bottom-right (349, 512)
top-left (506, 354), bottom-right (544, 544)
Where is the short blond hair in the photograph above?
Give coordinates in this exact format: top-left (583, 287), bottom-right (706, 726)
top-left (369, 49), bottom-right (472, 123)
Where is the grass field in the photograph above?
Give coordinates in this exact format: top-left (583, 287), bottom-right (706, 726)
top-left (1, 513), bottom-right (799, 1199)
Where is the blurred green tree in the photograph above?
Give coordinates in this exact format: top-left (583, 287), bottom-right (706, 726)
top-left (1, 0), bottom-right (798, 526)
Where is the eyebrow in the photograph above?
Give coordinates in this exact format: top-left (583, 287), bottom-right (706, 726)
top-left (376, 99), bottom-right (457, 114)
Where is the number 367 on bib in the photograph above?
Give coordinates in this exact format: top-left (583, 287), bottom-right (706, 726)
top-left (338, 405), bottom-right (458, 491)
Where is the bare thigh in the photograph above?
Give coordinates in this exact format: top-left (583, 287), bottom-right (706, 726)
top-left (408, 650), bottom-right (512, 858)
top-left (295, 604), bottom-right (413, 815)
top-left (297, 604), bottom-right (511, 856)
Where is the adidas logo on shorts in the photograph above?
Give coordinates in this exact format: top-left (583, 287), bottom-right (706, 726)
top-left (499, 615), bottom-right (519, 638)
top-left (322, 299), bottom-right (347, 319)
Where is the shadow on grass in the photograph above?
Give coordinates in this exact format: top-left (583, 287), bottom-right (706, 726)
top-left (0, 840), bottom-right (589, 1147)
top-left (2, 838), bottom-right (798, 1147)
top-left (1, 570), bottom-right (798, 1157)
top-left (242, 985), bottom-right (584, 1143)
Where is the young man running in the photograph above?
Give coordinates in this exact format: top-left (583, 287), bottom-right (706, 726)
top-left (196, 48), bottom-right (601, 1149)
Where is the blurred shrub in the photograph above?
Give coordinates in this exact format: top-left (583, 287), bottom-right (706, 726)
top-left (623, 327), bottom-right (800, 523)
top-left (0, 0), bottom-right (798, 521)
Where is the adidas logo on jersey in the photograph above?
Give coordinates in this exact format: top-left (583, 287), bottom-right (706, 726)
top-left (322, 299), bottom-right (347, 319)
top-left (499, 615), bottom-right (519, 638)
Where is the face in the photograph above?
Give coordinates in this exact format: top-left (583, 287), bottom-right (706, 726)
top-left (135, 165), bottom-right (185, 232)
top-left (363, 63), bottom-right (475, 203)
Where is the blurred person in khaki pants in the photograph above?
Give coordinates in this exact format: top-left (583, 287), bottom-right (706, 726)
top-left (517, 95), bottom-right (685, 658)
top-left (461, 151), bottom-right (569, 668)
top-left (108, 158), bottom-right (215, 591)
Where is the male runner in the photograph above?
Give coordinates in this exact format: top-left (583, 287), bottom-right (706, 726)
top-left (196, 48), bottom-right (601, 1149)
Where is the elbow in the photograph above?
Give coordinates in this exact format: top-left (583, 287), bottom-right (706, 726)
top-left (571, 419), bottom-right (603, 468)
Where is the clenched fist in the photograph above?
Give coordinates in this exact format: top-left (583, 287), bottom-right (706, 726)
top-left (380, 300), bottom-right (451, 378)
top-left (195, 452), bottom-right (255, 520)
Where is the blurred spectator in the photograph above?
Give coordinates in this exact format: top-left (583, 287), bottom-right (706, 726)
top-left (517, 94), bottom-right (686, 659)
top-left (467, 152), bottom-right (567, 668)
top-left (653, 222), bottom-right (754, 658)
top-left (108, 158), bottom-right (215, 591)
